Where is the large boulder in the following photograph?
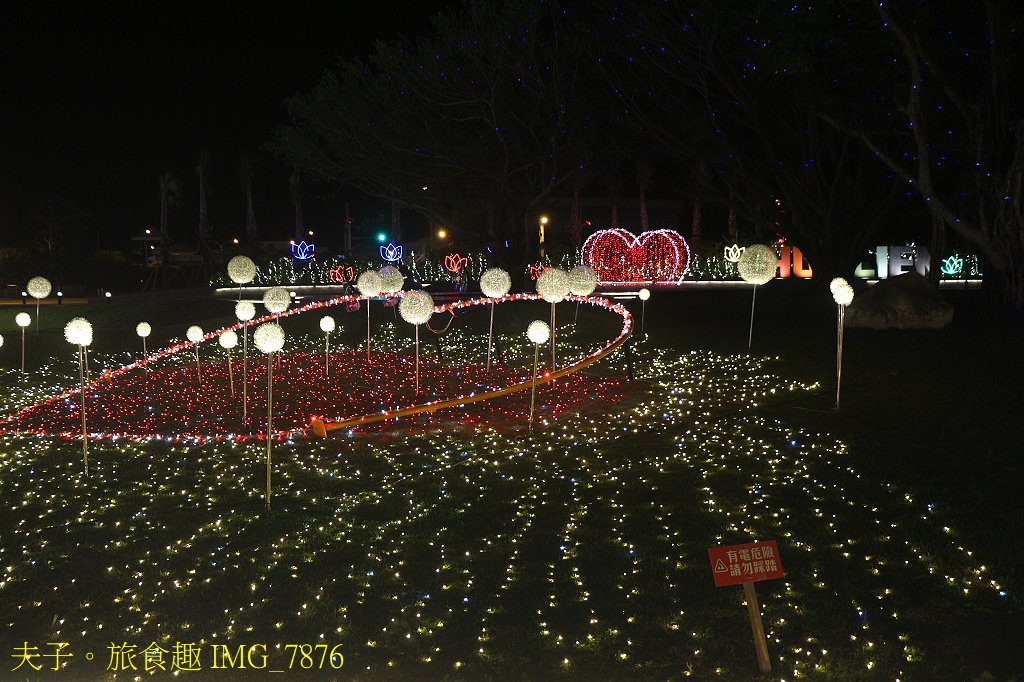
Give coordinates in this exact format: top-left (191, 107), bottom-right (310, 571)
top-left (845, 271), bottom-right (953, 329)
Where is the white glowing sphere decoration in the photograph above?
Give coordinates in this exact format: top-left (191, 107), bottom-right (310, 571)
top-left (218, 330), bottom-right (238, 350)
top-left (356, 270), bottom-right (384, 298)
top-left (136, 322), bottom-right (152, 338)
top-left (831, 278), bottom-right (855, 306)
top-left (738, 244), bottom-right (777, 285)
top-left (527, 320), bottom-right (551, 344)
top-left (254, 322), bottom-right (285, 354)
top-left (235, 301), bottom-right (256, 322)
top-left (27, 276), bottom-right (52, 300)
top-left (64, 317), bottom-right (93, 347)
top-left (480, 267), bottom-right (512, 298)
top-left (0, 334), bottom-right (4, 348)
top-left (320, 315), bottom-right (336, 333)
top-left (15, 312), bottom-right (31, 328)
top-left (262, 286), bottom-right (290, 314)
top-left (399, 290), bottom-right (434, 325)
top-left (227, 255), bottom-right (257, 285)
top-left (568, 265), bottom-right (598, 297)
top-left (186, 325), bottom-right (204, 343)
top-left (536, 267), bottom-right (571, 303)
top-left (378, 266), bottom-right (405, 294)
top-left (638, 288), bottom-right (651, 301)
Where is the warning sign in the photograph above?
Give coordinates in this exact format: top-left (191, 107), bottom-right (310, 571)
top-left (708, 540), bottom-right (784, 588)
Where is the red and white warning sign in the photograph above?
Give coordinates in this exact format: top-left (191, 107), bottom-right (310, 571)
top-left (708, 539), bottom-right (784, 588)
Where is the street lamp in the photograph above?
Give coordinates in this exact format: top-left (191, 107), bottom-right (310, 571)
top-left (539, 215), bottom-right (548, 256)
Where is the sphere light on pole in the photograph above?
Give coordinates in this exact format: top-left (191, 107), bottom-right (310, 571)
top-left (186, 325), bottom-right (204, 386)
top-left (637, 287), bottom-right (651, 335)
top-left (320, 315), bottom-right (336, 376)
top-left (831, 277), bottom-right (855, 410)
top-left (480, 267), bottom-right (512, 372)
top-left (537, 267), bottom-right (570, 371)
top-left (378, 266), bottom-right (405, 295)
top-left (738, 244), bottom-right (778, 349)
top-left (219, 330), bottom-right (239, 396)
top-left (526, 320), bottom-right (550, 433)
top-left (27, 276), bottom-right (51, 333)
top-left (357, 270), bottom-right (384, 361)
top-left (235, 301), bottom-right (257, 425)
top-left (15, 311), bottom-right (30, 372)
top-left (254, 321), bottom-right (285, 509)
top-left (64, 317), bottom-right (93, 475)
top-left (399, 290), bottom-right (434, 395)
top-left (262, 287), bottom-right (290, 315)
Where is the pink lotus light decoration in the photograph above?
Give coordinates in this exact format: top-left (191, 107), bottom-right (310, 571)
top-left (444, 253), bottom-right (468, 274)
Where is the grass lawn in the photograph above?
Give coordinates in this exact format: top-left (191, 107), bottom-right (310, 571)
top-left (0, 285), bottom-right (1020, 680)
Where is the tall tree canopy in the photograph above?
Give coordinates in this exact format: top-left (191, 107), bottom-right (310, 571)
top-left (843, 0), bottom-right (1024, 306)
top-left (272, 0), bottom-right (613, 271)
top-left (593, 2), bottom-right (905, 281)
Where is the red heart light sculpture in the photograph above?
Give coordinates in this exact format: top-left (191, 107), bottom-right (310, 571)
top-left (582, 228), bottom-right (691, 283)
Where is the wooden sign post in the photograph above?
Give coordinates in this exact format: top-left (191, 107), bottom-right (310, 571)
top-left (708, 539), bottom-right (784, 673)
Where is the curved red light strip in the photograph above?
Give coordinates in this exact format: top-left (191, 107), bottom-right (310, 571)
top-left (0, 293), bottom-right (631, 443)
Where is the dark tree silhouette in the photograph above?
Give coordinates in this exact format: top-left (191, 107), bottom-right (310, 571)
top-left (840, 1), bottom-right (1024, 307)
top-left (196, 151), bottom-right (212, 241)
top-left (158, 171), bottom-right (182, 265)
top-left (289, 168), bottom-right (304, 241)
top-left (272, 0), bottom-right (608, 274)
top-left (238, 152), bottom-right (259, 245)
top-left (594, 3), bottom-right (900, 282)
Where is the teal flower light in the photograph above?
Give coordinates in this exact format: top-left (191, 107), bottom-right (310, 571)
top-left (940, 255), bottom-right (963, 277)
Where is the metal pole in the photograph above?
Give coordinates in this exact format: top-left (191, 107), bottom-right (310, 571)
top-left (266, 353), bottom-right (273, 509)
top-left (641, 299), bottom-right (646, 335)
top-left (486, 301), bottom-right (495, 373)
top-left (194, 346), bottom-right (202, 386)
top-left (415, 324), bottom-right (420, 395)
top-left (242, 323), bottom-right (249, 425)
top-left (21, 327), bottom-right (25, 372)
top-left (550, 302), bottom-right (556, 371)
top-left (227, 348), bottom-right (235, 397)
top-left (79, 346), bottom-right (88, 475)
top-left (325, 332), bottom-right (330, 377)
top-left (529, 343), bottom-right (540, 433)
top-left (836, 304), bottom-right (845, 410)
top-left (35, 299), bottom-right (40, 335)
top-left (747, 285), bottom-right (758, 350)
top-left (366, 298), bottom-right (372, 362)
top-left (142, 336), bottom-right (148, 375)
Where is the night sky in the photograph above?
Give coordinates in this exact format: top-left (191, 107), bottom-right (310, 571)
top-left (1, 2), bottom-right (448, 250)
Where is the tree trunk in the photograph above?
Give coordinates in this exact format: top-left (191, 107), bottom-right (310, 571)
top-left (569, 187), bottom-right (582, 250)
top-left (245, 189), bottom-right (258, 245)
top-left (639, 186), bottom-right (649, 232)
top-left (980, 227), bottom-right (1024, 308)
top-left (928, 214), bottom-right (945, 287)
top-left (691, 198), bottom-right (702, 247)
top-left (727, 206), bottom-right (739, 244)
top-left (391, 200), bottom-right (402, 241)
